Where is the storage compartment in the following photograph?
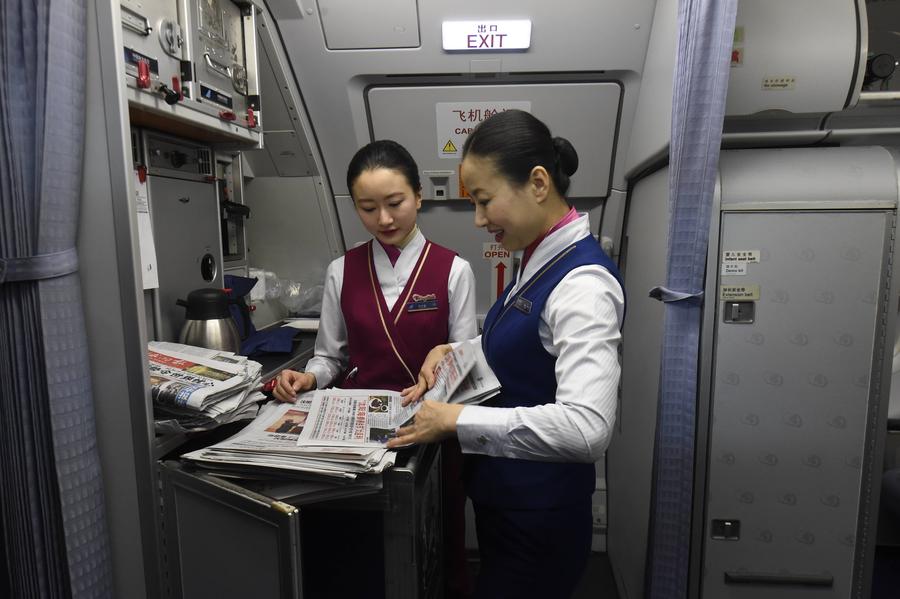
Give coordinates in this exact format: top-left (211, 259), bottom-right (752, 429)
top-left (725, 0), bottom-right (864, 115)
top-left (143, 131), bottom-right (223, 341)
top-left (160, 444), bottom-right (442, 599)
top-left (317, 0), bottom-right (420, 50)
top-left (367, 82), bottom-right (622, 199)
top-left (702, 209), bottom-right (891, 597)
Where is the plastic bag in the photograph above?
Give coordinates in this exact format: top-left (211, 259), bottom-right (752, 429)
top-left (276, 280), bottom-right (305, 313)
top-left (289, 284), bottom-right (324, 317)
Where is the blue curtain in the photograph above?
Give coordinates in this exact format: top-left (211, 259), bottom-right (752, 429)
top-left (0, 1), bottom-right (112, 597)
top-left (645, 1), bottom-right (737, 598)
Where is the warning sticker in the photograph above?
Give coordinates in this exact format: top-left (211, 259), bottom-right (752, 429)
top-left (435, 101), bottom-right (531, 160)
top-left (458, 163), bottom-right (469, 198)
top-left (720, 284), bottom-right (760, 301)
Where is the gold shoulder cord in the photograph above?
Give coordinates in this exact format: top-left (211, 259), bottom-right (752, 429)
top-left (394, 242), bottom-right (432, 326)
top-left (367, 242), bottom-right (417, 384)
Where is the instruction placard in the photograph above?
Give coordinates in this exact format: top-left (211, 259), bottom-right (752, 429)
top-left (722, 250), bottom-right (760, 264)
top-left (719, 284), bottom-right (760, 301)
top-left (721, 250), bottom-right (759, 276)
top-left (722, 263), bottom-right (747, 275)
top-left (482, 242), bottom-right (514, 305)
top-left (134, 170), bottom-right (159, 290)
top-left (436, 101), bottom-right (531, 160)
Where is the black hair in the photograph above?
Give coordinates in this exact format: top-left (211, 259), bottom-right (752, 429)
top-left (346, 139), bottom-right (421, 197)
top-left (461, 109), bottom-right (578, 195)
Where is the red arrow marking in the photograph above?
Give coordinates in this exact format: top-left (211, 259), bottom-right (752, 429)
top-left (495, 262), bottom-right (507, 298)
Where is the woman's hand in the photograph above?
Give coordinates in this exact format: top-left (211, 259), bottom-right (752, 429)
top-left (273, 369), bottom-right (316, 403)
top-left (386, 400), bottom-right (464, 448)
top-left (400, 344), bottom-right (453, 406)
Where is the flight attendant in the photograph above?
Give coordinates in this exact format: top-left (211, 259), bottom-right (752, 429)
top-left (389, 110), bottom-right (625, 599)
top-left (273, 139), bottom-right (476, 398)
top-left (273, 139), bottom-right (477, 598)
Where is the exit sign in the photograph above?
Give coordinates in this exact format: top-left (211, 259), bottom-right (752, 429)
top-left (442, 20), bottom-right (532, 51)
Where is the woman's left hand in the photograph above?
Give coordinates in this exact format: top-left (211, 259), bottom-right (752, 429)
top-left (386, 400), bottom-right (464, 448)
top-left (400, 343), bottom-right (452, 406)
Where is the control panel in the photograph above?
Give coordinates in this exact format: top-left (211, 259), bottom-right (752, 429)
top-left (120, 0), bottom-right (261, 145)
top-left (121, 0), bottom-right (186, 106)
top-left (144, 131), bottom-right (215, 181)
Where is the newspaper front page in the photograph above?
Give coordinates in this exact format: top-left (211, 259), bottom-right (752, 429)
top-left (297, 341), bottom-right (501, 448)
top-left (149, 345), bottom-right (259, 411)
top-left (298, 390), bottom-right (412, 448)
top-left (182, 399), bottom-right (395, 478)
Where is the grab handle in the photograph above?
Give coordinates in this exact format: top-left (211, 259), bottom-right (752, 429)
top-left (204, 53), bottom-right (232, 79)
top-left (724, 571), bottom-right (833, 587)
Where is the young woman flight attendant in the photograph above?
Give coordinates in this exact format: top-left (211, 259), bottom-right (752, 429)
top-left (273, 139), bottom-right (477, 598)
top-left (389, 110), bottom-right (625, 599)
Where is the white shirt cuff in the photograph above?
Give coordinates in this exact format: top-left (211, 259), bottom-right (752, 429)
top-left (303, 363), bottom-right (332, 389)
top-left (456, 404), bottom-right (511, 455)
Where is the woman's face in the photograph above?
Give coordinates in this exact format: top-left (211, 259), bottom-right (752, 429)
top-left (351, 167), bottom-right (421, 245)
top-left (461, 155), bottom-right (543, 251)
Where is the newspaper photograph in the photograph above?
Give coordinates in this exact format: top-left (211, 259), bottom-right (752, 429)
top-left (148, 345), bottom-right (258, 411)
top-left (181, 399), bottom-right (395, 479)
top-left (149, 340), bottom-right (245, 364)
top-left (298, 390), bottom-right (413, 448)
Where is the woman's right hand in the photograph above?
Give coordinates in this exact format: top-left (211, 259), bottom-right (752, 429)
top-left (401, 344), bottom-right (453, 406)
top-left (273, 369), bottom-right (316, 403)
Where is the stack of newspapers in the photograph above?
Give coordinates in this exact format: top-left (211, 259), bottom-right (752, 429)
top-left (149, 341), bottom-right (263, 434)
top-left (181, 397), bottom-right (398, 480)
top-left (181, 339), bottom-right (501, 480)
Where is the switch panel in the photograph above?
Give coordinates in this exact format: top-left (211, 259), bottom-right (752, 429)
top-left (723, 301), bottom-right (755, 324)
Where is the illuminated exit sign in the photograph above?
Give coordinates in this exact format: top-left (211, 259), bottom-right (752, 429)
top-left (442, 20), bottom-right (532, 51)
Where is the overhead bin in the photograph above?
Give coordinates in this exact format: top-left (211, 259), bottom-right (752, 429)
top-left (725, 0), bottom-right (865, 115)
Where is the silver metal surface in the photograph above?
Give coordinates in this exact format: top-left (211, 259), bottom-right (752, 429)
top-left (178, 317), bottom-right (241, 352)
top-left (145, 163), bottom-right (223, 341)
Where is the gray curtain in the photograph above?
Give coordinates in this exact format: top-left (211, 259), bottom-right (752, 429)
top-left (0, 1), bottom-right (113, 597)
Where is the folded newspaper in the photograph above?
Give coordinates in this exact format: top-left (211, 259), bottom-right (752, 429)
top-left (150, 341), bottom-right (263, 434)
top-left (389, 338), bottom-right (501, 427)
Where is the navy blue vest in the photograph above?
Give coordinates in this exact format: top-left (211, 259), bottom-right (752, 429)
top-left (467, 235), bottom-right (623, 509)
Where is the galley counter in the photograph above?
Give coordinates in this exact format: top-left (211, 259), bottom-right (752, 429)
top-left (155, 330), bottom-right (444, 599)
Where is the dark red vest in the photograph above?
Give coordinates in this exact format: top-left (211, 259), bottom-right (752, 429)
top-left (340, 240), bottom-right (455, 391)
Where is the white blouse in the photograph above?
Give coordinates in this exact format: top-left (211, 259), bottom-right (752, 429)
top-left (455, 215), bottom-right (625, 463)
top-left (304, 229), bottom-right (478, 388)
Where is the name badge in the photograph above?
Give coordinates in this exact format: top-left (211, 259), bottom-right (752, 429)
top-left (407, 293), bottom-right (439, 312)
top-left (513, 296), bottom-right (532, 314)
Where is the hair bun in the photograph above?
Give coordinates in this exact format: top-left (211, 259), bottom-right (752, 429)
top-left (552, 137), bottom-right (579, 177)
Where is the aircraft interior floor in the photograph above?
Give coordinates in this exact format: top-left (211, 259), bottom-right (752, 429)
top-left (464, 550), bottom-right (620, 598)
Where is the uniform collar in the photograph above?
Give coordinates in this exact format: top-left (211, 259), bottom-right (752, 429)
top-left (372, 228), bottom-right (425, 270)
top-left (512, 214), bottom-right (591, 291)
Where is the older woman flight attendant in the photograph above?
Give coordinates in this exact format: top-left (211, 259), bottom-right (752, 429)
top-left (389, 110), bottom-right (625, 599)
